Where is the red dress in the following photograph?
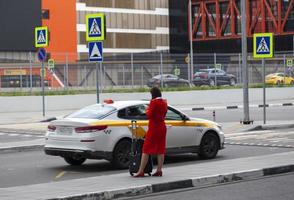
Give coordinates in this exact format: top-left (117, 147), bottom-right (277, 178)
top-left (142, 98), bottom-right (168, 155)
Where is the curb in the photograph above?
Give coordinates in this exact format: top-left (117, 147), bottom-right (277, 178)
top-left (47, 164), bottom-right (294, 200)
top-left (191, 102), bottom-right (294, 111)
top-left (246, 124), bottom-right (294, 132)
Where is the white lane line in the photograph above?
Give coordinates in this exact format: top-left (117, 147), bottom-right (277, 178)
top-left (8, 134), bottom-right (20, 137)
top-left (0, 133), bottom-right (7, 136)
top-left (22, 135), bottom-right (34, 137)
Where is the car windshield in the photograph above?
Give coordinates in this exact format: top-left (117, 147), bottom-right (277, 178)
top-left (153, 75), bottom-right (162, 79)
top-left (67, 104), bottom-right (116, 119)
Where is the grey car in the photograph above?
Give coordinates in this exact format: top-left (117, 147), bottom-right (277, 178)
top-left (147, 74), bottom-right (191, 87)
top-left (193, 69), bottom-right (236, 86)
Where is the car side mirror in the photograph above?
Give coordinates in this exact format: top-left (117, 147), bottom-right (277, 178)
top-left (180, 114), bottom-right (189, 121)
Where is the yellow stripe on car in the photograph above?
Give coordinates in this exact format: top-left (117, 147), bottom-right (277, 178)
top-left (90, 120), bottom-right (214, 138)
top-left (90, 120), bottom-right (212, 127)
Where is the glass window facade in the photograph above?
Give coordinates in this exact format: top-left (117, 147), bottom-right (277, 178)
top-left (78, 0), bottom-right (168, 9)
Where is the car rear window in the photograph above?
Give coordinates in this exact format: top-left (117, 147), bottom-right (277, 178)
top-left (67, 104), bottom-right (116, 119)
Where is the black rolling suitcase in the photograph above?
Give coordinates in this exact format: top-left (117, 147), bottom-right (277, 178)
top-left (129, 120), bottom-right (153, 176)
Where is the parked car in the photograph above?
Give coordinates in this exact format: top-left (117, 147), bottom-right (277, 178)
top-left (44, 100), bottom-right (225, 169)
top-left (147, 74), bottom-right (191, 87)
top-left (193, 69), bottom-right (237, 86)
top-left (265, 73), bottom-right (294, 85)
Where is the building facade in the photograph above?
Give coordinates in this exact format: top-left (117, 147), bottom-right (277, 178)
top-left (169, 0), bottom-right (294, 53)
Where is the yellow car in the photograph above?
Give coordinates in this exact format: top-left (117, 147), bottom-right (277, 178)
top-left (265, 73), bottom-right (294, 85)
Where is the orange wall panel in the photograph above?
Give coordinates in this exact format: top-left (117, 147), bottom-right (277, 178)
top-left (42, 0), bottom-right (77, 62)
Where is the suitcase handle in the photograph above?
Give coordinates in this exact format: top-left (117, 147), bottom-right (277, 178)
top-left (131, 120), bottom-right (137, 155)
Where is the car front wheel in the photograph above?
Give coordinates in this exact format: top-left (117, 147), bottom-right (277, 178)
top-left (198, 133), bottom-right (219, 159)
top-left (276, 80), bottom-right (281, 86)
top-left (64, 156), bottom-right (86, 166)
top-left (230, 78), bottom-right (236, 86)
top-left (209, 79), bottom-right (215, 86)
top-left (112, 139), bottom-right (132, 169)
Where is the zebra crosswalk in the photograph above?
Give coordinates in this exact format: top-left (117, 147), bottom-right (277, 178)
top-left (0, 132), bottom-right (44, 141)
top-left (225, 129), bottom-right (294, 149)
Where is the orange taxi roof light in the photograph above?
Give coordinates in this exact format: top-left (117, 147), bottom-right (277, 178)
top-left (104, 99), bottom-right (114, 104)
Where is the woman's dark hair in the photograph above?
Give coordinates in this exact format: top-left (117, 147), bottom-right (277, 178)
top-left (150, 87), bottom-right (162, 99)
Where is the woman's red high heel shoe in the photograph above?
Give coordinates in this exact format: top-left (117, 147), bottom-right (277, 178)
top-left (133, 172), bottom-right (145, 178)
top-left (152, 171), bottom-right (162, 177)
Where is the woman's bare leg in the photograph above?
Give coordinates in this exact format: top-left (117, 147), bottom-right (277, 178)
top-left (156, 154), bottom-right (164, 172)
top-left (136, 153), bottom-right (149, 174)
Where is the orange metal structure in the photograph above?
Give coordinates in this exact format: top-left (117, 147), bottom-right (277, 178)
top-left (42, 0), bottom-right (77, 62)
top-left (189, 0), bottom-right (294, 41)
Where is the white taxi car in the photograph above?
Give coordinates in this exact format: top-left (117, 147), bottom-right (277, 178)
top-left (44, 100), bottom-right (225, 169)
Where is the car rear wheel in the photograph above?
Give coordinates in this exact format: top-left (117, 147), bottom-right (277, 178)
top-left (290, 81), bottom-right (294, 85)
top-left (198, 133), bottom-right (219, 159)
top-left (209, 79), bottom-right (215, 86)
top-left (64, 156), bottom-right (86, 166)
top-left (112, 139), bottom-right (132, 169)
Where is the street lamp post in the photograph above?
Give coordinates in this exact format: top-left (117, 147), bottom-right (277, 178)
top-left (241, 0), bottom-right (250, 124)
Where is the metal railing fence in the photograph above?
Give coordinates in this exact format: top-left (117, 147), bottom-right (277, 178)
top-left (0, 51), bottom-right (293, 91)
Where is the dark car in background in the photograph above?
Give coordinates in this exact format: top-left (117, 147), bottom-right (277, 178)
top-left (147, 74), bottom-right (191, 87)
top-left (193, 69), bottom-right (236, 86)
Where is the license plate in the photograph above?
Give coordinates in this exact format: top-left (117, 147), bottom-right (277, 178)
top-left (58, 127), bottom-right (73, 135)
top-left (195, 77), bottom-right (200, 80)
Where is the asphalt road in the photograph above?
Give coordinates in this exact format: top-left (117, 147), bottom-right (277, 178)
top-left (0, 132), bottom-right (43, 143)
top-left (0, 144), bottom-right (292, 188)
top-left (128, 173), bottom-right (294, 200)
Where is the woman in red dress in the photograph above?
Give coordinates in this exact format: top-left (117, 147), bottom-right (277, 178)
top-left (134, 87), bottom-right (167, 177)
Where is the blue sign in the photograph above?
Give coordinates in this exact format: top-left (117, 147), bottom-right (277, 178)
top-left (38, 48), bottom-right (47, 62)
top-left (89, 42), bottom-right (103, 62)
top-left (86, 13), bottom-right (105, 41)
top-left (35, 27), bottom-right (48, 47)
top-left (88, 18), bottom-right (101, 37)
top-left (253, 33), bottom-right (273, 59)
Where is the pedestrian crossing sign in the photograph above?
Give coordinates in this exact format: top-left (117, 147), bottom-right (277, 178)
top-left (86, 13), bottom-right (105, 41)
top-left (35, 27), bottom-right (48, 47)
top-left (89, 41), bottom-right (103, 62)
top-left (253, 33), bottom-right (273, 59)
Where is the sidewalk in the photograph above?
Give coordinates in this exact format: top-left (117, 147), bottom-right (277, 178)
top-left (0, 151), bottom-right (294, 200)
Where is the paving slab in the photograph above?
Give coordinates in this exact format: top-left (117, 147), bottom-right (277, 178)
top-left (0, 151), bottom-right (294, 200)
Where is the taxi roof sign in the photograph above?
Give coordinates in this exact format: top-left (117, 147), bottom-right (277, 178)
top-left (86, 13), bottom-right (105, 41)
top-left (253, 33), bottom-right (273, 59)
top-left (35, 27), bottom-right (48, 47)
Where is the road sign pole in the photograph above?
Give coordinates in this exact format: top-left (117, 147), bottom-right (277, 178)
top-left (160, 53), bottom-right (163, 88)
top-left (284, 54), bottom-right (286, 85)
top-left (262, 58), bottom-right (266, 124)
top-left (41, 61), bottom-right (45, 117)
top-left (29, 52), bottom-right (33, 93)
top-left (96, 62), bottom-right (100, 103)
top-left (214, 53), bottom-right (217, 86)
top-left (131, 53), bottom-right (134, 88)
top-left (189, 0), bottom-right (194, 83)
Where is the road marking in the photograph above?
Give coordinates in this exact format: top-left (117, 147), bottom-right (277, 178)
top-left (21, 134), bottom-right (34, 137)
top-left (0, 133), bottom-right (7, 136)
top-left (8, 134), bottom-right (20, 137)
top-left (54, 171), bottom-right (66, 180)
